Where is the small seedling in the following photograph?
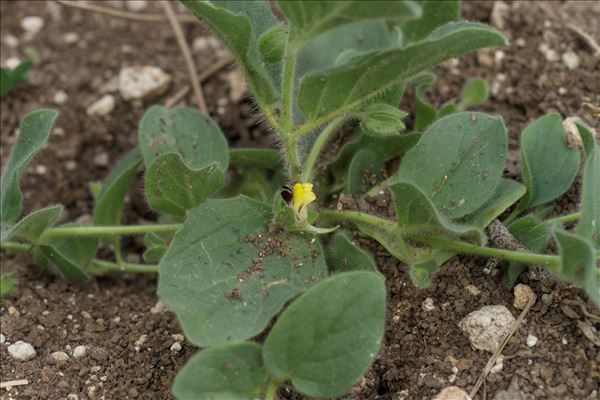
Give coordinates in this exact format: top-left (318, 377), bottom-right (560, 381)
top-left (1, 1), bottom-right (598, 399)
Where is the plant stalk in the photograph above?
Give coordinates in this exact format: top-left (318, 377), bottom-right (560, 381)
top-left (264, 380), bottom-right (279, 400)
top-left (546, 212), bottom-right (581, 224)
top-left (301, 117), bottom-right (345, 182)
top-left (38, 223), bottom-right (182, 241)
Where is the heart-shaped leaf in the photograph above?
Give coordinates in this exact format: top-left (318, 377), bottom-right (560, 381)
top-left (138, 105), bottom-right (229, 171)
top-left (1, 109), bottom-right (58, 224)
top-left (576, 146), bottom-right (600, 248)
top-left (298, 22), bottom-right (506, 125)
top-left (172, 342), bottom-right (267, 400)
top-left (144, 153), bottom-right (224, 217)
top-left (518, 113), bottom-right (580, 210)
top-left (398, 112), bottom-right (507, 218)
top-left (263, 271), bottom-right (386, 398)
top-left (1, 205), bottom-right (63, 243)
top-left (325, 231), bottom-right (378, 273)
top-left (157, 196), bottom-right (327, 347)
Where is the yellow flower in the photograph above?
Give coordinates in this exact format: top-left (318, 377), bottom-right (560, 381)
top-left (292, 182), bottom-right (316, 221)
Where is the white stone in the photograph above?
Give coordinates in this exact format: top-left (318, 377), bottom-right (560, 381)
top-left (4, 57), bottom-right (21, 70)
top-left (134, 334), bottom-right (148, 351)
top-left (126, 0), bottom-right (147, 11)
top-left (515, 37), bottom-right (526, 48)
top-left (526, 334), bottom-right (538, 347)
top-left (434, 386), bottom-right (471, 400)
top-left (118, 66), bottom-right (171, 101)
top-left (93, 152), bottom-right (109, 167)
top-left (4, 34), bottom-right (19, 48)
top-left (465, 285), bottom-right (481, 296)
top-left (7, 341), bottom-right (36, 361)
top-left (562, 51), bottom-right (580, 70)
top-left (53, 90), bottom-right (68, 105)
top-left (150, 300), bottom-right (168, 314)
top-left (63, 32), bottom-right (79, 45)
top-left (35, 164), bottom-right (47, 175)
top-left (67, 394), bottom-right (79, 400)
top-left (65, 160), bottom-right (77, 171)
top-left (491, 1), bottom-right (509, 29)
top-left (172, 334), bottom-right (185, 342)
top-left (490, 361), bottom-right (503, 374)
top-left (73, 345), bottom-right (87, 358)
top-left (421, 298), bottom-right (435, 312)
top-left (513, 284), bottom-right (534, 309)
top-left (50, 351), bottom-right (70, 364)
top-left (544, 49), bottom-right (560, 62)
top-left (86, 95), bottom-right (115, 116)
top-left (0, 333), bottom-right (5, 344)
top-left (21, 16), bottom-right (44, 34)
top-left (170, 342), bottom-right (182, 352)
top-left (459, 305), bottom-right (515, 353)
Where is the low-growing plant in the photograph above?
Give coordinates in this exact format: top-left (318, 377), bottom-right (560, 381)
top-left (1, 1), bottom-right (598, 399)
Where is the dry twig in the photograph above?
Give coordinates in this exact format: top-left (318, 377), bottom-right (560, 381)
top-left (567, 24), bottom-right (600, 57)
top-left (161, 0), bottom-right (208, 113)
top-left (469, 292), bottom-right (537, 399)
top-left (56, 0), bottom-right (196, 23)
top-left (0, 379), bottom-right (29, 389)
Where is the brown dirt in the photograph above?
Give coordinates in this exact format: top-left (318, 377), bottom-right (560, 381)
top-left (1, 1), bottom-right (599, 400)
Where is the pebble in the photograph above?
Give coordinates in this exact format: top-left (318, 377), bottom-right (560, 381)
top-left (226, 69), bottom-right (246, 102)
top-left (35, 164), bottom-right (48, 175)
top-left (172, 334), bottom-right (185, 342)
top-left (465, 285), bottom-right (481, 296)
top-left (490, 358), bottom-right (504, 374)
top-left (421, 297), bottom-right (435, 312)
top-left (150, 300), bottom-right (168, 314)
top-left (0, 333), bottom-right (5, 344)
top-left (21, 16), bottom-right (44, 34)
top-left (49, 351), bottom-right (70, 364)
top-left (53, 90), bottom-right (69, 105)
top-left (73, 345), bottom-right (87, 358)
top-left (7, 341), bottom-right (37, 361)
top-left (134, 334), bottom-right (148, 351)
top-left (434, 386), bottom-right (471, 400)
top-left (515, 37), bottom-right (526, 47)
top-left (65, 160), bottom-right (78, 171)
top-left (545, 49), bottom-right (560, 62)
top-left (67, 394), bottom-right (79, 400)
top-left (4, 57), bottom-right (22, 70)
top-left (513, 284), bottom-right (534, 309)
top-left (170, 342), bottom-right (182, 352)
top-left (490, 1), bottom-right (509, 29)
top-left (458, 305), bottom-right (515, 353)
top-left (8, 306), bottom-right (20, 316)
top-left (62, 32), bottom-right (79, 45)
top-left (526, 334), bottom-right (538, 347)
top-left (118, 66), bottom-right (171, 101)
top-left (561, 51), bottom-right (580, 70)
top-left (126, 0), bottom-right (147, 11)
top-left (93, 152), bottom-right (109, 167)
top-left (86, 94), bottom-right (115, 116)
top-left (4, 34), bottom-right (19, 48)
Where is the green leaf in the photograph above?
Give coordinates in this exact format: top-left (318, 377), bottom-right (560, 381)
top-left (413, 73), bottom-right (437, 131)
top-left (157, 196), bottom-right (327, 347)
top-left (325, 231), bottom-right (378, 273)
top-left (298, 22), bottom-right (507, 125)
top-left (577, 146), bottom-right (600, 248)
top-left (38, 227), bottom-right (98, 281)
top-left (0, 274), bottom-right (18, 298)
top-left (93, 148), bottom-right (141, 229)
top-left (573, 119), bottom-right (597, 157)
top-left (144, 153), bottom-right (224, 217)
top-left (229, 148), bottom-right (283, 170)
top-left (518, 113), bottom-right (580, 210)
top-left (0, 109), bottom-right (58, 224)
top-left (181, 0), bottom-right (279, 103)
top-left (347, 149), bottom-right (384, 195)
top-left (263, 271), bottom-right (386, 398)
top-left (553, 229), bottom-right (599, 307)
top-left (362, 103), bottom-right (407, 136)
top-left (400, 0), bottom-right (460, 43)
top-left (277, 0), bottom-right (421, 44)
top-left (0, 60), bottom-right (32, 96)
top-left (172, 342), bottom-right (267, 400)
top-left (259, 24), bottom-right (287, 63)
top-left (463, 179), bottom-right (526, 228)
top-left (143, 232), bottom-right (168, 262)
top-left (1, 205), bottom-right (63, 243)
top-left (138, 105), bottom-right (229, 171)
top-left (398, 112), bottom-right (507, 218)
top-left (460, 77), bottom-right (489, 109)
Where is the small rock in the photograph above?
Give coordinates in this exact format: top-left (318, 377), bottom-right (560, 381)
top-left (226, 69), bottom-right (246, 102)
top-left (192, 36), bottom-right (220, 53)
top-left (49, 351), bottom-right (70, 364)
top-left (459, 305), bottom-right (515, 353)
top-left (421, 298), bottom-right (435, 312)
top-left (62, 32), bottom-right (79, 45)
top-left (118, 66), bottom-right (171, 101)
top-left (392, 315), bottom-right (400, 323)
top-left (67, 394), bottom-right (79, 400)
top-left (89, 347), bottom-right (109, 362)
top-left (126, 0), bottom-right (147, 11)
top-left (134, 334), bottom-right (148, 351)
top-left (4, 57), bottom-right (22, 70)
top-left (172, 334), bottom-right (185, 342)
top-left (21, 16), bottom-right (44, 34)
top-left (170, 342), bottom-right (182, 352)
top-left (8, 306), bottom-right (20, 316)
top-left (7, 341), bottom-right (36, 361)
top-left (526, 334), bottom-right (538, 347)
top-left (490, 1), bottom-right (509, 29)
top-left (515, 37), bottom-right (526, 48)
top-left (4, 34), bottom-right (19, 48)
top-left (490, 360), bottom-right (504, 374)
top-left (0, 333), bottom-right (6, 344)
top-left (73, 345), bottom-right (87, 358)
top-left (150, 300), bottom-right (168, 314)
top-left (86, 94), bottom-right (115, 116)
top-left (561, 51), bottom-right (580, 70)
top-left (513, 284), bottom-right (534, 309)
top-left (465, 285), bottom-right (481, 296)
top-left (93, 152), bottom-right (109, 167)
top-left (545, 49), bottom-right (560, 62)
top-left (434, 386), bottom-right (471, 400)
top-left (65, 160), bottom-right (78, 171)
top-left (494, 50), bottom-right (505, 66)
top-left (35, 164), bottom-right (47, 175)
top-left (53, 90), bottom-right (69, 105)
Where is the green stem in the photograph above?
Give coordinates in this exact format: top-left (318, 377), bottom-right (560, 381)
top-left (39, 223), bottom-right (181, 241)
top-left (1, 241), bottom-right (32, 252)
top-left (411, 234), bottom-right (561, 267)
top-left (280, 33), bottom-right (296, 133)
top-left (301, 117), bottom-right (345, 182)
top-left (283, 136), bottom-right (302, 181)
top-left (502, 207), bottom-right (521, 225)
top-left (318, 209), bottom-right (394, 229)
top-left (264, 380), bottom-right (279, 400)
top-left (546, 211), bottom-right (581, 224)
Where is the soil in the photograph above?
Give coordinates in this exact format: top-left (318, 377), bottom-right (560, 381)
top-left (1, 1), bottom-right (599, 400)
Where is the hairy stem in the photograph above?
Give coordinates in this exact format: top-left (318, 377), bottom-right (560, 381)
top-left (264, 380), bottom-right (279, 400)
top-left (301, 117), bottom-right (345, 182)
top-left (38, 223), bottom-right (182, 241)
top-left (546, 211), bottom-right (581, 224)
top-left (318, 209), bottom-right (395, 229)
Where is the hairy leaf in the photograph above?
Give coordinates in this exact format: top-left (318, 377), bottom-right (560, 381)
top-left (573, 119), bottom-right (597, 157)
top-left (1, 205), bottom-right (63, 243)
top-left (298, 22), bottom-right (507, 125)
top-left (398, 112), bottom-right (507, 218)
top-left (172, 342), bottom-right (267, 400)
top-left (263, 271), bottom-right (386, 397)
top-left (577, 146), bottom-right (600, 248)
top-left (143, 232), bottom-right (168, 262)
top-left (157, 196), bottom-right (327, 347)
top-left (1, 109), bottom-right (58, 224)
top-left (400, 0), bottom-right (460, 43)
top-left (347, 149), bottom-right (384, 195)
top-left (229, 148), bottom-right (283, 170)
top-left (460, 77), bottom-right (489, 109)
top-left (464, 179), bottom-right (526, 228)
top-left (38, 227), bottom-right (98, 282)
top-left (519, 113), bottom-right (580, 210)
top-left (325, 231), bottom-right (378, 273)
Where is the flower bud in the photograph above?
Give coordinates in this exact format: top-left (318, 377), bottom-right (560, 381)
top-left (259, 25), bottom-right (287, 64)
top-left (362, 104), bottom-right (408, 136)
